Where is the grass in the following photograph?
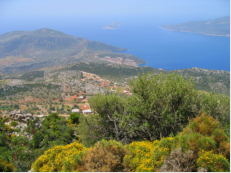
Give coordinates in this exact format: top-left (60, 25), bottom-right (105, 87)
top-left (116, 87), bottom-right (125, 93)
top-left (106, 86), bottom-right (111, 90)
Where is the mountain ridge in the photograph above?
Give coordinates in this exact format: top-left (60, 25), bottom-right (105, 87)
top-left (0, 28), bottom-right (146, 73)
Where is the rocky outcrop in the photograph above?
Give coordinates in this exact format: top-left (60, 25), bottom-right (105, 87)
top-left (3, 110), bottom-right (36, 124)
top-left (2, 111), bottom-right (42, 139)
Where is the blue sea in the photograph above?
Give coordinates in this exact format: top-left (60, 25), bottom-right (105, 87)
top-left (1, 15), bottom-right (230, 71)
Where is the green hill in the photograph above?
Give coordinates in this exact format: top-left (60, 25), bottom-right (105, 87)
top-left (170, 68), bottom-right (230, 96)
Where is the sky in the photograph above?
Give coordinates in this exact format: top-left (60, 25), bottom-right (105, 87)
top-left (0, 0), bottom-right (229, 18)
top-left (0, 0), bottom-right (230, 34)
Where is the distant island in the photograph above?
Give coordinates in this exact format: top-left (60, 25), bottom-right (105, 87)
top-left (103, 22), bottom-right (122, 29)
top-left (160, 16), bottom-right (230, 37)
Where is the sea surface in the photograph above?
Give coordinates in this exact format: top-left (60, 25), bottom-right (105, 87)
top-left (1, 16), bottom-right (230, 71)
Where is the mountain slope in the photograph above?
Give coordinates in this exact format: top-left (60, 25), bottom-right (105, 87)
top-left (0, 28), bottom-right (146, 73)
top-left (170, 68), bottom-right (230, 95)
top-left (1, 62), bottom-right (229, 96)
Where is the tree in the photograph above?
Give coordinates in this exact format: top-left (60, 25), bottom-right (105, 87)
top-left (78, 72), bottom-right (230, 146)
top-left (70, 113), bottom-right (80, 124)
top-left (128, 73), bottom-right (199, 140)
top-left (78, 93), bottom-right (130, 146)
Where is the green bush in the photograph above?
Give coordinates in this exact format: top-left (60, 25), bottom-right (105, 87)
top-left (69, 113), bottom-right (80, 124)
top-left (0, 158), bottom-right (15, 172)
top-left (10, 121), bottom-right (18, 127)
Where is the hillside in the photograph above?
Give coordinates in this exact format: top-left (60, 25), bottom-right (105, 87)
top-left (0, 62), bottom-right (229, 99)
top-left (160, 16), bottom-right (230, 36)
top-left (170, 68), bottom-right (230, 96)
top-left (0, 28), bottom-right (146, 74)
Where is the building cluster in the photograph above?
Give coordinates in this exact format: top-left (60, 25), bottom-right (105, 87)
top-left (102, 56), bottom-right (124, 64)
top-left (71, 104), bottom-right (92, 114)
top-left (101, 56), bottom-right (138, 66)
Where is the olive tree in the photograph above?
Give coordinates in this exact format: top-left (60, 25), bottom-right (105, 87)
top-left (77, 72), bottom-right (229, 145)
top-left (78, 93), bottom-right (130, 146)
top-left (128, 73), bottom-right (199, 140)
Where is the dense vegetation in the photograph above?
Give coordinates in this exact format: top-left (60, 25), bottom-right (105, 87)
top-left (19, 71), bottom-right (44, 81)
top-left (32, 114), bottom-right (230, 172)
top-left (0, 83), bottom-right (59, 98)
top-left (68, 62), bottom-right (159, 78)
top-left (0, 73), bottom-right (229, 171)
top-left (78, 73), bottom-right (230, 147)
top-left (0, 113), bottom-right (75, 171)
top-left (171, 68), bottom-right (230, 96)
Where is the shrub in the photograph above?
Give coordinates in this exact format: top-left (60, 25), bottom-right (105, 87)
top-left (10, 121), bottom-right (18, 127)
top-left (78, 140), bottom-right (129, 172)
top-left (178, 113), bottom-right (229, 160)
top-left (0, 158), bottom-right (15, 172)
top-left (69, 113), bottom-right (80, 124)
top-left (160, 148), bottom-right (196, 172)
top-left (197, 151), bottom-right (230, 172)
top-left (31, 142), bottom-right (86, 172)
top-left (123, 140), bottom-right (170, 172)
top-left (124, 114), bottom-right (230, 172)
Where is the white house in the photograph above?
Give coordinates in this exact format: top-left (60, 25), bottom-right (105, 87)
top-left (37, 115), bottom-right (44, 118)
top-left (78, 96), bottom-right (84, 100)
top-left (71, 109), bottom-right (80, 113)
top-left (82, 109), bottom-right (92, 114)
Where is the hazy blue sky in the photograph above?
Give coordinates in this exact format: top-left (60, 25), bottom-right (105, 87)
top-left (1, 0), bottom-right (229, 17)
top-left (0, 0), bottom-right (230, 34)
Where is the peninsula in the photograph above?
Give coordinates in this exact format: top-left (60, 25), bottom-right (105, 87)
top-left (0, 28), bottom-right (146, 74)
top-left (160, 16), bottom-right (230, 37)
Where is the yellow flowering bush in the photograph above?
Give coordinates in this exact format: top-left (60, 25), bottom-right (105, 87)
top-left (197, 151), bottom-right (230, 172)
top-left (124, 114), bottom-right (230, 172)
top-left (31, 141), bottom-right (86, 172)
top-left (124, 139), bottom-right (171, 172)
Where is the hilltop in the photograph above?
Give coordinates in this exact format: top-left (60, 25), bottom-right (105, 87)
top-left (0, 28), bottom-right (145, 74)
top-left (160, 16), bottom-right (230, 36)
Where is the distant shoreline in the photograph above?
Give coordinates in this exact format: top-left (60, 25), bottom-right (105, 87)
top-left (159, 26), bottom-right (230, 37)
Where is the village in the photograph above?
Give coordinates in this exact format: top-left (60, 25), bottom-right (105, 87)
top-left (30, 71), bottom-right (134, 119)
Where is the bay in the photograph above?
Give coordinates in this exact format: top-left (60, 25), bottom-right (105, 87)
top-left (0, 16), bottom-right (230, 71)
top-left (63, 18), bottom-right (230, 71)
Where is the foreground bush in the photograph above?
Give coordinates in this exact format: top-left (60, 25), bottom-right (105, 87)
top-left (80, 73), bottom-right (230, 148)
top-left (124, 114), bottom-right (230, 172)
top-left (31, 141), bottom-right (86, 172)
top-left (0, 158), bottom-right (15, 172)
top-left (197, 151), bottom-right (230, 172)
top-left (78, 140), bottom-right (129, 172)
top-left (160, 148), bottom-right (195, 172)
top-left (32, 114), bottom-right (230, 172)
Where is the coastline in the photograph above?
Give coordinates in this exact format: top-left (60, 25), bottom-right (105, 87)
top-left (159, 26), bottom-right (230, 37)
